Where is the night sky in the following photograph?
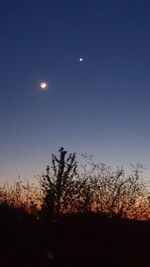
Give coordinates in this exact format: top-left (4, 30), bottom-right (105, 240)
top-left (1, 0), bottom-right (150, 181)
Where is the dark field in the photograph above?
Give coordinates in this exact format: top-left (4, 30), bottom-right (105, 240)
top-left (1, 208), bottom-right (150, 267)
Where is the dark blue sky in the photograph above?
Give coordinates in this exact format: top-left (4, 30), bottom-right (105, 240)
top-left (1, 0), bottom-right (150, 181)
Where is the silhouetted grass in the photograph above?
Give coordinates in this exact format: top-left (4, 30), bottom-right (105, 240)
top-left (0, 179), bottom-right (43, 215)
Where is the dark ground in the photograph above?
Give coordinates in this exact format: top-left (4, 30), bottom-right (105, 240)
top-left (0, 207), bottom-right (150, 267)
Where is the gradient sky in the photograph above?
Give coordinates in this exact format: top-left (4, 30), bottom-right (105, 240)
top-left (1, 0), bottom-right (150, 182)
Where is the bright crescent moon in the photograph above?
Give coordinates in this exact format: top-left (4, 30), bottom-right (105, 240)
top-left (40, 82), bottom-right (48, 90)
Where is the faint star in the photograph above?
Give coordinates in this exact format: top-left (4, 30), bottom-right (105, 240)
top-left (56, 22), bottom-right (62, 26)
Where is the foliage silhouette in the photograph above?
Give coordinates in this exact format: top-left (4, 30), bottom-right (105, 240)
top-left (1, 148), bottom-right (150, 266)
top-left (1, 147), bottom-right (150, 220)
top-left (40, 147), bottom-right (150, 220)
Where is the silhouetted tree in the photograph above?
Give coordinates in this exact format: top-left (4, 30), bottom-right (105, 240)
top-left (41, 147), bottom-right (78, 214)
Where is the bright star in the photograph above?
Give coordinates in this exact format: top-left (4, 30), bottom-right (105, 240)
top-left (79, 57), bottom-right (84, 62)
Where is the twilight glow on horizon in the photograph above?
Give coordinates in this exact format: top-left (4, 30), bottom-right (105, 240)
top-left (1, 0), bottom-right (150, 182)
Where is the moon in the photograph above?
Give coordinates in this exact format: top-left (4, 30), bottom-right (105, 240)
top-left (40, 81), bottom-right (48, 90)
